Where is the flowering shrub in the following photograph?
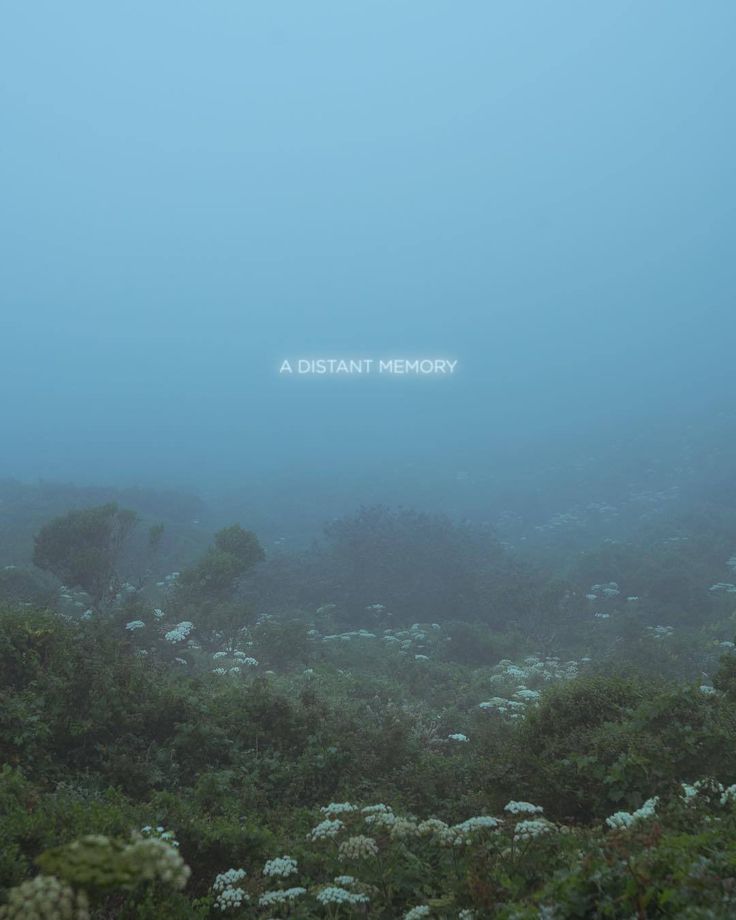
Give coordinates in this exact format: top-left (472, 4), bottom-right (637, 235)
top-left (3, 573), bottom-right (736, 918)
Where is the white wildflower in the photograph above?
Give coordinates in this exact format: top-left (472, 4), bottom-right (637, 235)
top-left (361, 804), bottom-right (392, 815)
top-left (404, 906), bottom-right (431, 919)
top-left (321, 802), bottom-right (357, 816)
top-left (164, 621), bottom-right (194, 643)
top-left (258, 887), bottom-right (307, 907)
top-left (214, 886), bottom-right (249, 911)
top-left (606, 796), bottom-right (659, 829)
top-left (338, 835), bottom-right (379, 860)
top-left (213, 868), bottom-right (247, 892)
top-left (514, 818), bottom-right (554, 840)
top-left (504, 801), bottom-right (544, 816)
top-left (263, 856), bottom-right (297, 878)
top-left (316, 886), bottom-right (369, 906)
top-left (308, 819), bottom-right (344, 841)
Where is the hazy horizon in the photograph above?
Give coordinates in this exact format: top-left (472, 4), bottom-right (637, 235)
top-left (2, 1), bottom-right (735, 495)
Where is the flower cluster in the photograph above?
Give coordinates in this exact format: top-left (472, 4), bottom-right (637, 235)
top-left (164, 621), bottom-right (194, 643)
top-left (414, 815), bottom-right (500, 847)
top-left (140, 825), bottom-right (180, 848)
top-left (321, 802), bottom-right (358, 816)
top-left (589, 581), bottom-right (620, 598)
top-left (646, 625), bottom-right (674, 639)
top-left (504, 801), bottom-right (544, 816)
top-left (308, 819), bottom-right (344, 841)
top-left (338, 835), bottom-right (379, 860)
top-left (126, 836), bottom-right (191, 889)
top-left (214, 886), bottom-right (249, 911)
top-left (514, 819), bottom-right (554, 841)
top-left (263, 856), bottom-right (298, 878)
top-left (258, 887), bottom-right (307, 907)
top-left (213, 868), bottom-right (247, 892)
top-left (316, 886), bottom-right (369, 906)
top-left (404, 906), bottom-right (431, 919)
top-left (606, 796), bottom-right (659, 829)
top-left (0, 875), bottom-right (90, 920)
top-left (480, 656), bottom-right (587, 720)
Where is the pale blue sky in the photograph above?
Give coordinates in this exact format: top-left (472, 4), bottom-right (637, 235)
top-left (1, 1), bottom-right (734, 488)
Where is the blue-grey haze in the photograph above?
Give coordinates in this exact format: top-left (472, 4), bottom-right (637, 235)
top-left (1, 1), bottom-right (734, 524)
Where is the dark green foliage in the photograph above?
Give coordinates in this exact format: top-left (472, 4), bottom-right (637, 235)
top-left (174, 525), bottom-right (264, 610)
top-left (6, 484), bottom-right (736, 916)
top-left (32, 504), bottom-right (137, 606)
top-left (506, 676), bottom-right (736, 822)
top-left (213, 525), bottom-right (264, 569)
top-left (250, 505), bottom-right (542, 629)
top-left (0, 566), bottom-right (57, 608)
top-left (148, 523), bottom-right (165, 552)
top-left (714, 652), bottom-right (736, 696)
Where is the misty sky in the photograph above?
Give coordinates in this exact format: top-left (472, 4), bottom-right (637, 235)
top-left (1, 2), bottom-right (734, 490)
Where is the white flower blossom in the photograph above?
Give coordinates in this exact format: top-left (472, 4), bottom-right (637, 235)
top-left (321, 802), bottom-right (357, 816)
top-left (213, 868), bottom-right (247, 892)
top-left (258, 887), bottom-right (307, 907)
top-left (214, 886), bottom-right (249, 911)
top-left (316, 886), bottom-right (369, 906)
top-left (164, 621), bottom-right (194, 643)
top-left (514, 818), bottom-right (554, 840)
top-left (504, 801), bottom-right (544, 816)
top-left (0, 875), bottom-right (90, 920)
top-left (263, 856), bottom-right (298, 878)
top-left (308, 819), bottom-right (344, 841)
top-left (361, 804), bottom-right (392, 815)
top-left (606, 796), bottom-right (659, 829)
top-left (404, 906), bottom-right (431, 919)
top-left (338, 835), bottom-right (379, 860)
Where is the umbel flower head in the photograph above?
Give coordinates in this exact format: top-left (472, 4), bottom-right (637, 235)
top-left (211, 868), bottom-right (249, 912)
top-left (35, 832), bottom-right (191, 893)
top-left (315, 886), bottom-right (369, 906)
top-left (338, 835), bottom-right (379, 860)
top-left (0, 875), bottom-right (90, 920)
top-left (263, 856), bottom-right (298, 878)
top-left (308, 818), bottom-right (344, 841)
top-left (606, 797), bottom-right (659, 830)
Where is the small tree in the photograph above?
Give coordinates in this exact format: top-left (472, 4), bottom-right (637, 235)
top-left (173, 524), bottom-right (264, 646)
top-left (213, 524), bottom-right (264, 569)
top-left (33, 503), bottom-right (137, 608)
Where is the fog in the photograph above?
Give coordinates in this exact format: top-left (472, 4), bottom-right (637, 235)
top-left (2, 1), bottom-right (735, 521)
top-left (5, 7), bottom-right (736, 913)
